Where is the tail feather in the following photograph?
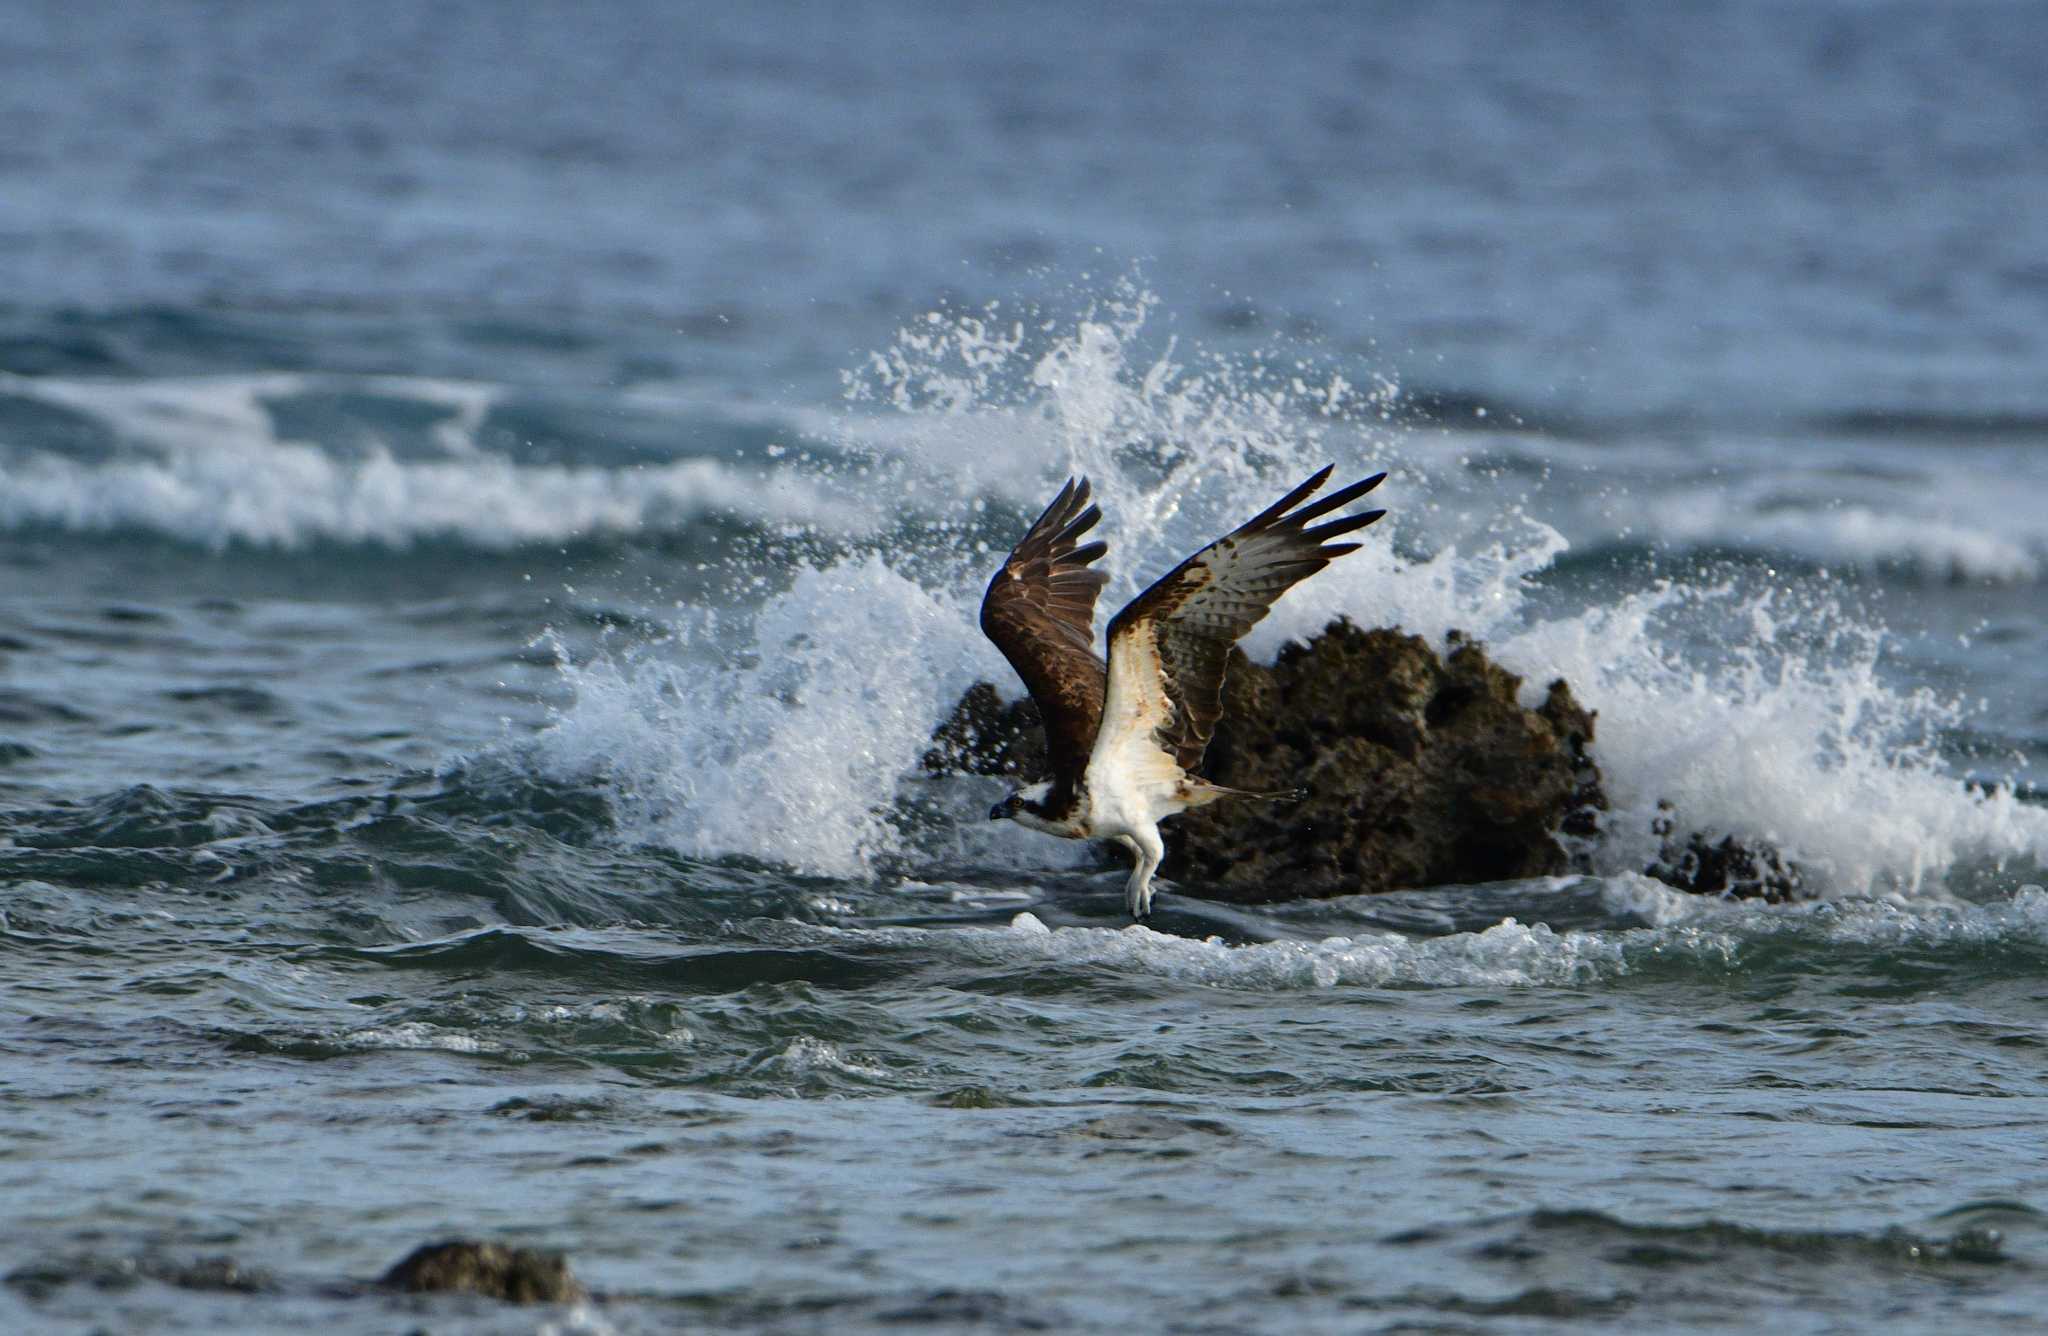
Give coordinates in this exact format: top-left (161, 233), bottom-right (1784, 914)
top-left (1181, 781), bottom-right (1306, 808)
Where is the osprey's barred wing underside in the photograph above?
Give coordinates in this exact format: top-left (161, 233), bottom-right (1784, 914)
top-left (1103, 466), bottom-right (1387, 774)
top-left (978, 477), bottom-right (1111, 799)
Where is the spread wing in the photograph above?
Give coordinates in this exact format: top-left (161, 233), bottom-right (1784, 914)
top-left (1099, 466), bottom-right (1386, 776)
top-left (978, 477), bottom-right (1111, 797)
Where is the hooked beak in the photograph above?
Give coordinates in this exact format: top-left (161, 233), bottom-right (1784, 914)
top-left (988, 798), bottom-right (1013, 821)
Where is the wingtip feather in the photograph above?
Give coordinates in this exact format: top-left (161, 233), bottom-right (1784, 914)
top-left (1029, 477), bottom-right (1078, 532)
top-left (1056, 504), bottom-right (1103, 547)
top-left (1243, 464), bottom-right (1337, 530)
top-left (1302, 508), bottom-right (1386, 542)
top-left (1289, 472), bottom-right (1388, 524)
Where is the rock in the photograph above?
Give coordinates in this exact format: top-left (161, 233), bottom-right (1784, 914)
top-left (930, 619), bottom-right (1816, 901)
top-left (922, 681), bottom-right (1047, 779)
top-left (379, 1240), bottom-right (586, 1305)
top-left (159, 1254), bottom-right (268, 1294)
top-left (930, 619), bottom-right (1607, 900)
top-left (1645, 802), bottom-right (1804, 902)
top-left (1164, 623), bottom-right (1604, 899)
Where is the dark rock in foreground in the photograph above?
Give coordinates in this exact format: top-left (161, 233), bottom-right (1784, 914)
top-left (1646, 803), bottom-right (1804, 903)
top-left (380, 1240), bottom-right (586, 1305)
top-left (930, 620), bottom-right (1607, 900)
top-left (1165, 623), bottom-right (1605, 899)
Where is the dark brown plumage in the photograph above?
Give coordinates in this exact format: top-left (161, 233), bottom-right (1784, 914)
top-left (978, 477), bottom-right (1110, 809)
top-left (980, 467), bottom-right (1386, 794)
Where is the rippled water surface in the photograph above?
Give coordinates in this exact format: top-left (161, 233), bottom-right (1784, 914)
top-left (5, 2), bottom-right (2048, 1332)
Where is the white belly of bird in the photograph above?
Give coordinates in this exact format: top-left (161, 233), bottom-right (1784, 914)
top-left (1081, 772), bottom-right (1183, 842)
top-left (1080, 621), bottom-right (1205, 916)
top-left (1081, 726), bottom-right (1185, 918)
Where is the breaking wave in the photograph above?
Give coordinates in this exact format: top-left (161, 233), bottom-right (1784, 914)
top-left (526, 288), bottom-right (2048, 903)
top-left (0, 371), bottom-right (868, 548)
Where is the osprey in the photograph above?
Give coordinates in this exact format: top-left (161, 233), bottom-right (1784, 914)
top-left (982, 466), bottom-right (1387, 919)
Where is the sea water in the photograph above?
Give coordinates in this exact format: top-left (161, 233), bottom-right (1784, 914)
top-left (3, 3), bottom-right (2047, 1332)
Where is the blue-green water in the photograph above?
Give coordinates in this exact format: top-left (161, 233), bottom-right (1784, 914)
top-left (4, 3), bottom-right (2048, 1332)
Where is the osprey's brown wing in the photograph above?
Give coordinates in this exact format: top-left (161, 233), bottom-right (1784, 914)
top-left (1102, 466), bottom-right (1386, 773)
top-left (979, 477), bottom-right (1111, 797)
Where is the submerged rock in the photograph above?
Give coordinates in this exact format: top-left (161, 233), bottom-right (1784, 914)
top-left (3, 1252), bottom-right (269, 1300)
top-left (379, 1240), bottom-right (586, 1304)
top-left (1646, 803), bottom-right (1804, 902)
top-left (930, 619), bottom-right (1607, 900)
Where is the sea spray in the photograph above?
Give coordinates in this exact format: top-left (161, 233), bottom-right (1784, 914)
top-left (1502, 582), bottom-right (2048, 895)
top-left (539, 556), bottom-right (993, 877)
top-left (540, 288), bottom-right (2048, 898)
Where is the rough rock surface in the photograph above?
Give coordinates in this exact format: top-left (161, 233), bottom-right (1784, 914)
top-left (1645, 803), bottom-right (1804, 903)
top-left (925, 681), bottom-right (1052, 781)
top-left (929, 619), bottom-right (1607, 900)
top-left (379, 1240), bottom-right (586, 1304)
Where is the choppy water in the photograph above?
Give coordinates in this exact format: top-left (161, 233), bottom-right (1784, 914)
top-left (4, 2), bottom-right (2048, 1332)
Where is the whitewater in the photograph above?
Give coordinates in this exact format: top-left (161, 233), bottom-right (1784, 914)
top-left (7, 3), bottom-right (2048, 1331)
top-left (5, 286), bottom-right (2048, 1334)
top-left (533, 291), bottom-right (2048, 901)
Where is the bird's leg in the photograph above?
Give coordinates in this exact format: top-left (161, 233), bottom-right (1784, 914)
top-left (1123, 825), bottom-right (1164, 921)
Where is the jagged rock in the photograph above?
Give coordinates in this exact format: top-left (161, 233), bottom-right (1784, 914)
top-left (1646, 802), bottom-right (1804, 902)
top-left (923, 681), bottom-right (1047, 779)
top-left (379, 1240), bottom-right (586, 1304)
top-left (930, 619), bottom-right (1607, 900)
top-left (1165, 622), bottom-right (1604, 898)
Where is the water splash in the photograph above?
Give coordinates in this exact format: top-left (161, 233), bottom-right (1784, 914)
top-left (540, 285), bottom-right (2048, 897)
top-left (1503, 583), bottom-right (2048, 895)
top-left (539, 556), bottom-right (993, 877)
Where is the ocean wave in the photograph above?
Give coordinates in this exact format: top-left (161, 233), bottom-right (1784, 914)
top-left (0, 371), bottom-right (871, 548)
top-left (798, 884), bottom-right (2048, 992)
top-left (1640, 492), bottom-right (2043, 584)
top-left (533, 294), bottom-right (2048, 903)
top-left (1417, 1205), bottom-right (2021, 1286)
top-left (0, 447), bottom-right (864, 550)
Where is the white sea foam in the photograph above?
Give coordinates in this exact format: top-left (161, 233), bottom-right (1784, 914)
top-left (813, 909), bottom-right (1684, 990)
top-left (1642, 487), bottom-right (2043, 584)
top-left (751, 1036), bottom-right (891, 1080)
top-left (0, 371), bottom-right (866, 547)
top-left (534, 289), bottom-right (2048, 900)
top-left (539, 556), bottom-right (996, 877)
top-left (797, 884), bottom-right (2048, 993)
top-left (340, 1021), bottom-right (498, 1054)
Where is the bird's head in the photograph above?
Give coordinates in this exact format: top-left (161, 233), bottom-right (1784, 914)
top-left (988, 781), bottom-right (1054, 822)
